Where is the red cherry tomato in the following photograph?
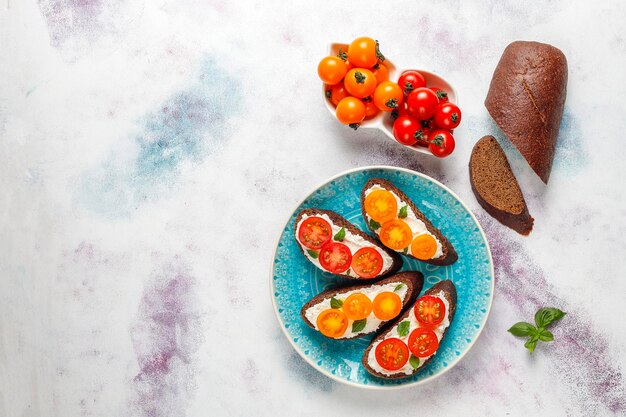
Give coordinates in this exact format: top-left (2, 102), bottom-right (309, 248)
top-left (375, 338), bottom-right (409, 370)
top-left (430, 87), bottom-right (449, 103)
top-left (298, 217), bottom-right (332, 249)
top-left (407, 328), bottom-right (439, 358)
top-left (319, 242), bottom-right (352, 274)
top-left (413, 295), bottom-right (446, 327)
top-left (351, 247), bottom-right (384, 278)
top-left (433, 103), bottom-right (462, 130)
top-left (406, 88), bottom-right (439, 120)
top-left (428, 130), bottom-right (456, 158)
top-left (392, 115), bottom-right (420, 146)
top-left (398, 71), bottom-right (426, 96)
top-left (413, 127), bottom-right (432, 147)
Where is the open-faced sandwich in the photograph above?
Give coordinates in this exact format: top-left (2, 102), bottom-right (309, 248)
top-left (295, 208), bottom-right (402, 279)
top-left (301, 272), bottom-right (424, 339)
top-left (360, 178), bottom-right (458, 266)
top-left (362, 280), bottom-right (456, 378)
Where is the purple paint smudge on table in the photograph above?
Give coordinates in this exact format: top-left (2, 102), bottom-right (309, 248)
top-left (129, 260), bottom-right (203, 417)
top-left (478, 213), bottom-right (625, 414)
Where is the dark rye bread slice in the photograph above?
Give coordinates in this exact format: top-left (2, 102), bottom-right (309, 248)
top-left (300, 272), bottom-right (424, 340)
top-left (470, 136), bottom-right (534, 235)
top-left (362, 280), bottom-right (457, 379)
top-left (295, 208), bottom-right (402, 279)
top-left (361, 178), bottom-right (458, 266)
top-left (485, 41), bottom-right (568, 184)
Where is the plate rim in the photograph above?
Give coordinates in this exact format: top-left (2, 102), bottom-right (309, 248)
top-left (269, 165), bottom-right (495, 390)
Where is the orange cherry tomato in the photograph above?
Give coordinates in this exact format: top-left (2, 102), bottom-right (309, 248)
top-left (373, 81), bottom-right (404, 112)
top-left (342, 293), bottom-right (373, 320)
top-left (379, 219), bottom-right (413, 250)
top-left (317, 56), bottom-right (348, 85)
top-left (351, 247), bottom-right (384, 278)
top-left (326, 82), bottom-right (349, 107)
top-left (372, 291), bottom-right (402, 320)
top-left (364, 189), bottom-right (398, 223)
top-left (348, 37), bottom-right (381, 68)
top-left (371, 63), bottom-right (389, 84)
top-left (414, 295), bottom-right (446, 327)
top-left (298, 216), bottom-right (332, 250)
top-left (344, 68), bottom-right (377, 99)
top-left (375, 338), bottom-right (409, 370)
top-left (407, 328), bottom-right (439, 357)
top-left (335, 97), bottom-right (366, 125)
top-left (316, 309), bottom-right (349, 338)
top-left (410, 234), bottom-right (438, 260)
top-left (363, 99), bottom-right (380, 119)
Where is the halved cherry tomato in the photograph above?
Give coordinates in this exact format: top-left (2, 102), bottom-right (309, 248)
top-left (371, 63), bottom-right (389, 84)
top-left (375, 338), bottom-right (409, 370)
top-left (317, 56), bottom-right (348, 85)
top-left (363, 98), bottom-right (380, 119)
top-left (347, 37), bottom-right (380, 68)
top-left (298, 216), bottom-right (332, 249)
top-left (372, 291), bottom-right (402, 320)
top-left (407, 328), bottom-right (439, 357)
top-left (364, 189), bottom-right (398, 223)
top-left (380, 219), bottom-right (413, 250)
top-left (326, 82), bottom-right (349, 107)
top-left (317, 309), bottom-right (349, 338)
top-left (335, 97), bottom-right (366, 126)
top-left (397, 70), bottom-right (426, 95)
top-left (414, 295), bottom-right (446, 327)
top-left (410, 234), bottom-right (438, 260)
top-left (430, 87), bottom-right (449, 103)
top-left (393, 115), bottom-right (420, 146)
top-left (342, 292), bottom-right (373, 320)
top-left (373, 81), bottom-right (403, 112)
top-left (413, 127), bottom-right (432, 147)
top-left (428, 130), bottom-right (456, 158)
top-left (433, 102), bottom-right (462, 130)
top-left (351, 247), bottom-right (384, 278)
top-left (344, 68), bottom-right (377, 99)
top-left (406, 87), bottom-right (439, 120)
top-left (319, 242), bottom-right (352, 274)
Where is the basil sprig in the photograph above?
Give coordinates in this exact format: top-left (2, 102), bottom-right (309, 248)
top-left (397, 320), bottom-right (410, 337)
top-left (333, 227), bottom-right (346, 242)
top-left (352, 319), bottom-right (367, 333)
top-left (398, 205), bottom-right (408, 219)
top-left (330, 297), bottom-right (343, 309)
top-left (508, 307), bottom-right (566, 354)
top-left (369, 218), bottom-right (381, 230)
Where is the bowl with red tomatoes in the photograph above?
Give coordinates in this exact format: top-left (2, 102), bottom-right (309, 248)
top-left (319, 38), bottom-right (460, 158)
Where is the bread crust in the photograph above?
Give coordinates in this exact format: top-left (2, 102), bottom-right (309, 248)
top-left (469, 136), bottom-right (534, 235)
top-left (300, 272), bottom-right (424, 340)
top-left (485, 41), bottom-right (568, 184)
top-left (295, 208), bottom-right (403, 279)
top-left (361, 280), bottom-right (457, 379)
top-left (360, 178), bottom-right (458, 266)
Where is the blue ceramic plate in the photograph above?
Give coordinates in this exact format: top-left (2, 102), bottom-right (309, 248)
top-left (270, 166), bottom-right (493, 388)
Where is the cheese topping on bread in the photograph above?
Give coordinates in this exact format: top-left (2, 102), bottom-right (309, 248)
top-left (304, 282), bottom-right (409, 339)
top-left (366, 290), bottom-right (451, 375)
top-left (295, 212), bottom-right (395, 275)
top-left (363, 185), bottom-right (443, 259)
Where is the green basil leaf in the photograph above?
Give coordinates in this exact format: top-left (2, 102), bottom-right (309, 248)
top-left (369, 218), bottom-right (381, 230)
top-left (398, 205), bottom-right (408, 219)
top-left (403, 247), bottom-right (408, 254)
top-left (409, 354), bottom-right (420, 369)
top-left (508, 322), bottom-right (536, 337)
top-left (334, 227), bottom-right (346, 242)
top-left (534, 307), bottom-right (566, 328)
top-left (306, 249), bottom-right (319, 259)
top-left (346, 269), bottom-right (351, 276)
top-left (397, 320), bottom-right (410, 337)
top-left (394, 283), bottom-right (404, 292)
top-left (539, 329), bottom-right (554, 342)
top-left (330, 297), bottom-right (343, 309)
top-left (524, 338), bottom-right (538, 354)
top-left (352, 319), bottom-right (367, 333)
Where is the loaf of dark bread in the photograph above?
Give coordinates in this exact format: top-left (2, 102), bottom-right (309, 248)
top-left (361, 178), bottom-right (458, 266)
top-left (362, 280), bottom-right (457, 379)
top-left (470, 136), bottom-right (534, 235)
top-left (300, 272), bottom-right (424, 339)
top-left (485, 41), bottom-right (568, 184)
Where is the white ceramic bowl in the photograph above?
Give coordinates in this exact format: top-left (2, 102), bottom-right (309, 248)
top-left (323, 43), bottom-right (458, 156)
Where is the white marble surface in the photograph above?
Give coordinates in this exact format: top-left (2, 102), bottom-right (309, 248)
top-left (1, 1), bottom-right (626, 416)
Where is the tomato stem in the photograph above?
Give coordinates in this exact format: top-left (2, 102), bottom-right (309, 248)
top-left (390, 109), bottom-right (399, 121)
top-left (325, 90), bottom-right (332, 99)
top-left (429, 134), bottom-right (444, 147)
top-left (434, 89), bottom-right (448, 100)
top-left (385, 98), bottom-right (398, 109)
top-left (375, 40), bottom-right (385, 62)
top-left (337, 48), bottom-right (348, 61)
top-left (349, 123), bottom-right (360, 130)
top-left (451, 113), bottom-right (459, 123)
top-left (404, 82), bottom-right (414, 94)
top-left (354, 71), bottom-right (366, 84)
